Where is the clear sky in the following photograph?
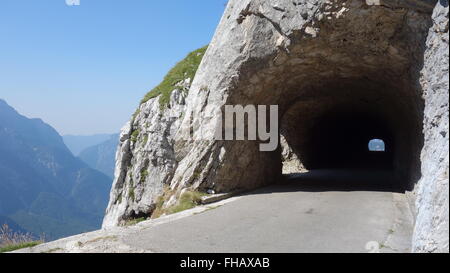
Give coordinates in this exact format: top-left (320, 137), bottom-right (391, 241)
top-left (0, 0), bottom-right (227, 135)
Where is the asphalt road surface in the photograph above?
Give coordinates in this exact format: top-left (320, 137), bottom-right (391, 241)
top-left (16, 169), bottom-right (413, 253)
top-left (124, 169), bottom-right (413, 253)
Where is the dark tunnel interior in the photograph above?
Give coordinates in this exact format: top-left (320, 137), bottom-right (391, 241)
top-left (279, 79), bottom-right (424, 192)
top-left (305, 110), bottom-right (395, 170)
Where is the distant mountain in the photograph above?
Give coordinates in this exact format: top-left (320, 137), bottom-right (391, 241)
top-left (63, 134), bottom-right (113, 156)
top-left (78, 134), bottom-right (119, 178)
top-left (0, 99), bottom-right (112, 240)
top-left (0, 215), bottom-right (27, 234)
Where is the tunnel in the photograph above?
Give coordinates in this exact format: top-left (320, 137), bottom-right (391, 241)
top-left (300, 110), bottom-right (394, 170)
top-left (205, 1), bottom-right (432, 195)
top-left (279, 77), bottom-right (424, 192)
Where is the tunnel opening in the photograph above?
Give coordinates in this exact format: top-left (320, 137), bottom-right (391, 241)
top-left (279, 77), bottom-right (424, 193)
top-left (305, 110), bottom-right (395, 170)
top-left (209, 1), bottom-right (431, 196)
top-left (368, 139), bottom-right (386, 152)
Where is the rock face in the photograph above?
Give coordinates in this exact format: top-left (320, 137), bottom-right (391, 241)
top-left (103, 84), bottom-right (190, 227)
top-left (104, 0), bottom-right (448, 252)
top-left (413, 1), bottom-right (449, 253)
top-left (280, 134), bottom-right (307, 174)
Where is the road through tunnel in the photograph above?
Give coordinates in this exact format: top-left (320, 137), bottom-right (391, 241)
top-left (280, 78), bottom-right (424, 192)
top-left (210, 1), bottom-right (433, 194)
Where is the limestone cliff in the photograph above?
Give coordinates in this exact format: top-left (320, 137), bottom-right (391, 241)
top-left (103, 0), bottom-right (448, 253)
top-left (103, 48), bottom-right (206, 227)
top-left (413, 1), bottom-right (449, 253)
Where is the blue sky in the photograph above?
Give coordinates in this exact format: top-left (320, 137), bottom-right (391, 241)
top-left (0, 0), bottom-right (226, 135)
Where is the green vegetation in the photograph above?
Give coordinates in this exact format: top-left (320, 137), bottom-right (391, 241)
top-left (0, 241), bottom-right (41, 253)
top-left (128, 186), bottom-right (136, 201)
top-left (151, 189), bottom-right (208, 218)
top-left (130, 129), bottom-right (140, 142)
top-left (141, 46), bottom-right (208, 108)
top-left (140, 169), bottom-right (149, 183)
top-left (151, 187), bottom-right (174, 219)
top-left (143, 134), bottom-right (149, 145)
top-left (192, 169), bottom-right (202, 180)
top-left (166, 191), bottom-right (208, 215)
top-left (124, 217), bottom-right (147, 226)
top-left (0, 224), bottom-right (43, 253)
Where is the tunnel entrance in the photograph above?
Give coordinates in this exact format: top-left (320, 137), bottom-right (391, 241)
top-left (302, 109), bottom-right (395, 170)
top-left (279, 78), bottom-right (424, 192)
top-left (208, 1), bottom-right (431, 196)
top-left (368, 139), bottom-right (386, 152)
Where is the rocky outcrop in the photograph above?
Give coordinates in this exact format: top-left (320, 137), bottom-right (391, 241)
top-left (103, 84), bottom-right (190, 227)
top-left (104, 0), bottom-right (448, 252)
top-left (280, 134), bottom-right (307, 174)
top-left (413, 1), bottom-right (449, 253)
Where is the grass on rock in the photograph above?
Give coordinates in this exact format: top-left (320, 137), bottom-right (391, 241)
top-left (167, 191), bottom-right (207, 214)
top-left (0, 224), bottom-right (43, 253)
top-left (124, 217), bottom-right (147, 227)
top-left (140, 46), bottom-right (208, 108)
top-left (0, 241), bottom-right (41, 253)
top-left (152, 189), bottom-right (209, 219)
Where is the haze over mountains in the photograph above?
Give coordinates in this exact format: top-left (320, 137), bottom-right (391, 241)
top-left (63, 134), bottom-right (113, 156)
top-left (77, 134), bottom-right (119, 179)
top-left (0, 99), bottom-right (112, 240)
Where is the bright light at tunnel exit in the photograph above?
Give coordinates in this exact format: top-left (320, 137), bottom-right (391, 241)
top-left (368, 139), bottom-right (386, 152)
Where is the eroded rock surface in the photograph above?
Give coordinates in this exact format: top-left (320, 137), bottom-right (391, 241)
top-left (413, 1), bottom-right (449, 253)
top-left (103, 85), bottom-right (189, 227)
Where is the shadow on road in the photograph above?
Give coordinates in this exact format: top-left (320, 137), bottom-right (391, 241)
top-left (245, 169), bottom-right (404, 195)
